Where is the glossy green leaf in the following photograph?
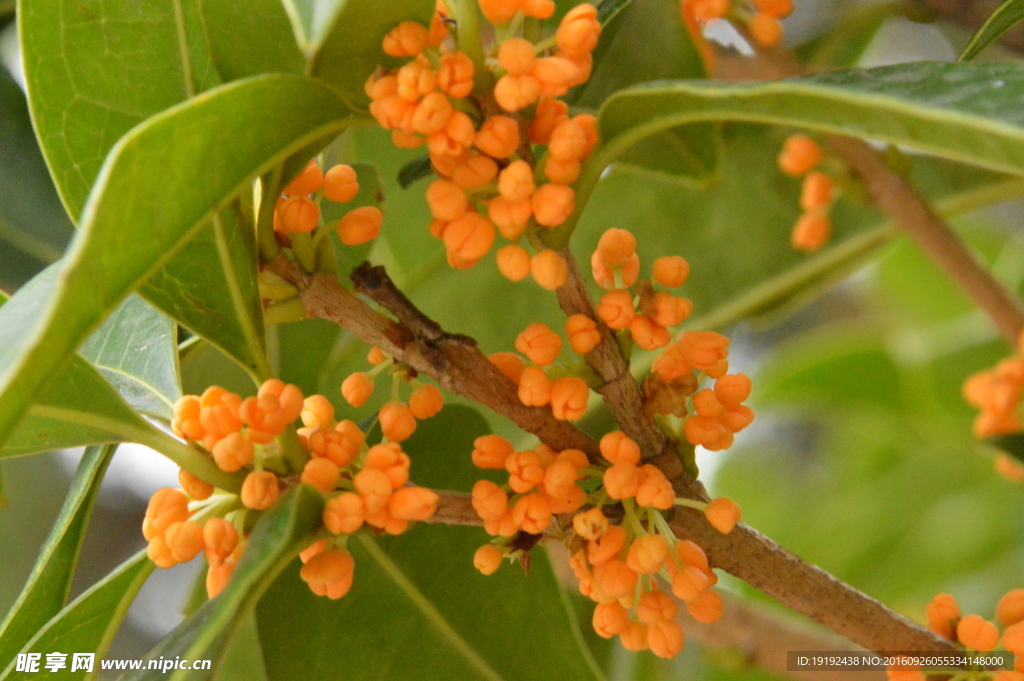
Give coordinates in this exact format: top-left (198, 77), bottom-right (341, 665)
top-left (597, 63), bottom-right (1024, 178)
top-left (0, 74), bottom-right (358, 451)
top-left (278, 0), bottom-right (343, 52)
top-left (0, 63), bottom-right (73, 290)
top-left (121, 485), bottom-right (325, 681)
top-left (79, 294), bottom-right (181, 420)
top-left (569, 0), bottom-right (717, 182)
top-left (960, 0), bottom-right (1024, 61)
top-left (18, 0), bottom-right (269, 378)
top-left (0, 444), bottom-right (116, 671)
top-left (309, 0), bottom-right (436, 105)
top-left (258, 406), bottom-right (605, 681)
top-left (199, 0), bottom-right (306, 80)
top-left (0, 268), bottom-right (163, 458)
top-left (0, 551), bottom-right (154, 681)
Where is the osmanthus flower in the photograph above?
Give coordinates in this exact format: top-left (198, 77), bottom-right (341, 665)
top-left (680, 0), bottom-right (793, 58)
top-left (155, 374), bottom-right (442, 601)
top-left (365, 2), bottom-right (604, 289)
top-left (468, 429), bottom-right (740, 658)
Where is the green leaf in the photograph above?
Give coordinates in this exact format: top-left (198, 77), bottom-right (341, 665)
top-left (258, 406), bottom-right (606, 681)
top-left (0, 444), bottom-right (116, 671)
top-left (568, 0), bottom-right (717, 182)
top-left (597, 62), bottom-right (1024, 178)
top-left (397, 155), bottom-right (434, 189)
top-left (79, 294), bottom-right (181, 420)
top-left (121, 485), bottom-right (325, 681)
top-left (0, 61), bottom-right (73, 289)
top-left (308, 0), bottom-right (435, 105)
top-left (986, 432), bottom-right (1024, 463)
top-left (0, 74), bottom-right (357, 451)
top-left (0, 551), bottom-right (154, 681)
top-left (199, 0), bottom-right (306, 80)
top-left (0, 267), bottom-right (165, 458)
top-left (959, 0), bottom-right (1024, 61)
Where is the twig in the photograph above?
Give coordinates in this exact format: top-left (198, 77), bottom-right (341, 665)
top-left (426, 490), bottom-right (481, 526)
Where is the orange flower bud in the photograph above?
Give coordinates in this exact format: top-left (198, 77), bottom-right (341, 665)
top-left (801, 171), bottom-right (834, 211)
top-left (488, 197), bottom-right (532, 239)
top-left (472, 480), bottom-right (509, 521)
top-left (589, 524), bottom-right (627, 564)
top-left (498, 160), bottom-right (535, 203)
top-left (241, 471), bottom-right (279, 510)
top-left (549, 119), bottom-right (587, 161)
top-left (397, 56), bottom-right (437, 101)
top-left (354, 468), bottom-right (393, 514)
top-left (284, 160), bottom-right (323, 197)
top-left (591, 250), bottom-right (639, 289)
top-left (301, 395), bottom-right (335, 430)
top-left (523, 0), bottom-right (555, 16)
top-left (308, 428), bottom-right (357, 468)
top-left (543, 457), bottom-right (579, 492)
top-left (596, 228), bottom-right (636, 267)
top-left (957, 614), bottom-right (999, 651)
top-left (382, 21), bottom-right (428, 57)
top-left (300, 549), bottom-right (355, 599)
top-left (484, 507), bottom-right (520, 537)
top-left (648, 292), bottom-right (692, 328)
top-left (489, 352), bottom-right (525, 384)
top-left (341, 372), bottom-right (374, 407)
top-left (499, 38), bottom-right (536, 75)
top-left (550, 377), bottom-right (589, 420)
top-left (443, 211), bottom-right (496, 266)
top-left (530, 183), bottom-right (575, 226)
top-left (479, 0), bottom-right (523, 23)
top-left (687, 589), bottom-right (724, 623)
top-left (472, 434), bottom-right (515, 469)
top-left (495, 73), bottom-right (541, 111)
top-left (705, 497), bottom-right (741, 533)
top-left (379, 402), bottom-right (417, 442)
top-left (497, 244), bottom-right (532, 282)
top-left (675, 539), bottom-right (710, 573)
top-left (677, 331), bottom-right (730, 376)
top-left (323, 163), bottom-right (359, 203)
top-left (637, 588), bottom-right (678, 624)
top-left (531, 249), bottom-right (568, 290)
top-left (203, 518), bottom-right (238, 567)
top-left (452, 154), bottom-right (499, 189)
top-left (474, 544), bottom-right (503, 575)
top-left (635, 467), bottom-right (675, 510)
top-left (599, 431), bottom-right (640, 465)
top-left (323, 492), bottom-right (365, 534)
top-left (390, 486), bottom-right (440, 520)
top-left (178, 468), bottom-right (213, 501)
top-left (529, 97), bottom-right (569, 145)
top-left (647, 619), bottom-right (685, 659)
top-left (630, 315), bottom-right (671, 350)
top-left (544, 157), bottom-right (581, 184)
top-left (426, 179), bottom-right (469, 221)
top-left (778, 134), bottom-right (821, 176)
top-left (438, 50), bottom-right (475, 99)
top-left (145, 491), bottom-right (189, 544)
top-left (594, 559), bottom-right (637, 599)
top-left (653, 255), bottom-right (690, 287)
top-left (279, 195), bottom-right (320, 233)
top-left (996, 453), bottom-right (1024, 482)
top-left (565, 314), bottom-right (600, 354)
top-left (165, 520), bottom-right (204, 563)
top-left (301, 457), bottom-right (341, 493)
top-left (749, 12), bottom-right (782, 46)
top-left (511, 492), bottom-right (553, 534)
top-left (592, 601), bottom-right (630, 638)
top-left (1004, 621), bottom-right (1024, 653)
top-left (338, 206), bottom-right (383, 245)
top-left (597, 289), bottom-right (636, 330)
top-left (212, 432), bottom-right (254, 473)
top-left (475, 116), bottom-right (520, 159)
top-left (518, 366), bottom-right (552, 406)
top-left (507, 450), bottom-right (546, 493)
top-left (628, 534), bottom-right (670, 575)
top-left (410, 92), bottom-right (453, 135)
top-left (999, 590), bottom-right (1024, 627)
top-left (619, 620), bottom-right (649, 652)
top-left (257, 380), bottom-right (304, 422)
top-left (300, 539), bottom-right (327, 564)
top-left (672, 563), bottom-right (711, 602)
top-left (206, 559), bottom-right (235, 597)
top-left (516, 323), bottom-right (563, 367)
top-left (172, 395), bottom-right (205, 441)
top-left (604, 462), bottom-right (640, 500)
top-left (556, 3), bottom-right (601, 58)
top-left (147, 535), bottom-right (177, 569)
top-left (408, 384), bottom-right (443, 419)
top-left (715, 373), bottom-right (752, 409)
top-left (573, 507), bottom-right (608, 540)
top-left (573, 113), bottom-right (598, 157)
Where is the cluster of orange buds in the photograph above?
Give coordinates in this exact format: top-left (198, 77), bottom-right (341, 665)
top-left (341, 345), bottom-right (446, 442)
top-left (161, 377), bottom-right (439, 601)
top-left (591, 228), bottom-right (694, 352)
top-left (647, 332), bottom-right (754, 451)
top-left (962, 332), bottom-right (1024, 481)
top-left (471, 429), bottom-right (742, 658)
top-left (367, 3), bottom-right (601, 287)
top-left (680, 0), bottom-right (793, 52)
top-left (777, 134), bottom-right (835, 253)
top-left (272, 160), bottom-right (382, 246)
top-left (495, 321), bottom-right (590, 420)
top-left (916, 590), bottom-right (1024, 678)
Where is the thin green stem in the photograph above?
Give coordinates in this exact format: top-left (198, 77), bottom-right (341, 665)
top-left (277, 425), bottom-right (310, 474)
top-left (264, 298), bottom-right (308, 325)
top-left (257, 168), bottom-right (284, 262)
top-left (134, 426), bottom-right (244, 493)
top-left (453, 0), bottom-right (490, 91)
top-left (291, 232), bottom-right (318, 273)
top-left (674, 498), bottom-right (707, 511)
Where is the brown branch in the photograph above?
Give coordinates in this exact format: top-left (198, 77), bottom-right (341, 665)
top-left (426, 490), bottom-right (482, 526)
